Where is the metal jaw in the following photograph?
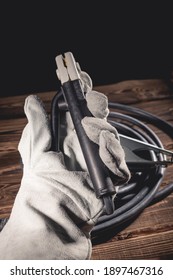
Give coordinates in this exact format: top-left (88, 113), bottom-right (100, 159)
top-left (55, 52), bottom-right (80, 84)
top-left (55, 52), bottom-right (92, 92)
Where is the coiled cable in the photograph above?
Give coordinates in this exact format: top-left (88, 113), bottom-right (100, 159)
top-left (91, 102), bottom-right (173, 244)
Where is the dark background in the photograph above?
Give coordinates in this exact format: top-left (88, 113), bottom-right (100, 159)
top-left (0, 2), bottom-right (173, 97)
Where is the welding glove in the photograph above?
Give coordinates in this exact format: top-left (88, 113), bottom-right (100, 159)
top-left (0, 91), bottom-right (130, 260)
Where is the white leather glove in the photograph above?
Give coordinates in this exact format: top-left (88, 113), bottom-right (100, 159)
top-left (0, 91), bottom-right (130, 260)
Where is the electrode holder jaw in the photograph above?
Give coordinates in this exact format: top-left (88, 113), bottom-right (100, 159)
top-left (52, 52), bottom-right (116, 215)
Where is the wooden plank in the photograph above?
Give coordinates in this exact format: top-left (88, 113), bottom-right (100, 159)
top-left (91, 230), bottom-right (173, 259)
top-left (0, 79), bottom-right (172, 119)
top-left (0, 173), bottom-right (22, 217)
top-left (0, 91), bottom-right (56, 119)
top-left (94, 79), bottom-right (172, 104)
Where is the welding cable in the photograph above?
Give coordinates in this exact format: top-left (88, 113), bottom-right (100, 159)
top-left (91, 102), bottom-right (173, 242)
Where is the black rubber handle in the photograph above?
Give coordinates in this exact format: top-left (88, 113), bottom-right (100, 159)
top-left (62, 80), bottom-right (116, 199)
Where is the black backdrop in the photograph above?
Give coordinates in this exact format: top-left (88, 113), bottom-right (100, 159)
top-left (0, 2), bottom-right (173, 97)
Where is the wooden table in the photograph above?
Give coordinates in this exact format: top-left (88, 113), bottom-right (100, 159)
top-left (0, 78), bottom-right (173, 259)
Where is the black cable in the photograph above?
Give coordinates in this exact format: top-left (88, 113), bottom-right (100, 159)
top-left (91, 102), bottom-right (173, 243)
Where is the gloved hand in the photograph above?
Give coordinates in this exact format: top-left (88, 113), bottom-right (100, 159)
top-left (0, 90), bottom-right (130, 260)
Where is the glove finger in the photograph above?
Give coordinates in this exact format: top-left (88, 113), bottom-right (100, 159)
top-left (85, 91), bottom-right (109, 119)
top-left (19, 95), bottom-right (51, 158)
top-left (81, 116), bottom-right (119, 145)
top-left (82, 117), bottom-right (130, 183)
top-left (99, 130), bottom-right (131, 183)
top-left (79, 71), bottom-right (93, 93)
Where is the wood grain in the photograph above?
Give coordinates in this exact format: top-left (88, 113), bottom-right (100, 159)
top-left (0, 78), bottom-right (173, 259)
